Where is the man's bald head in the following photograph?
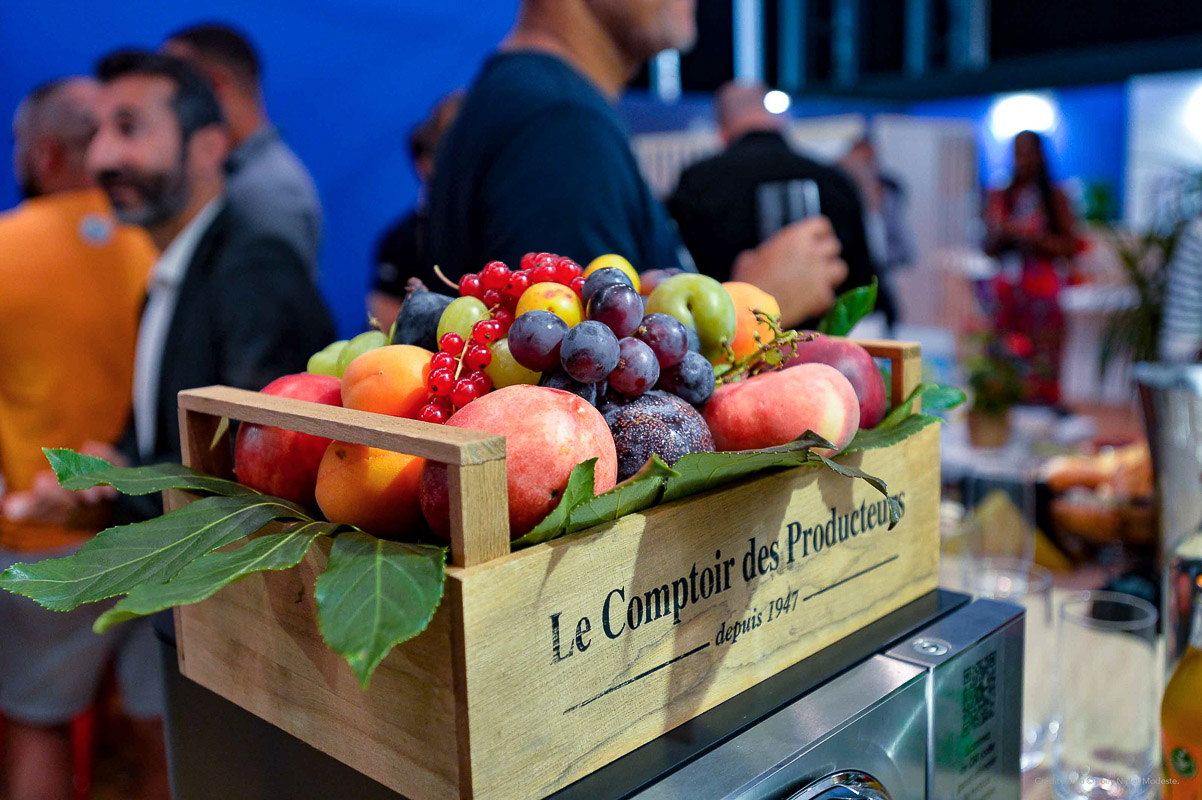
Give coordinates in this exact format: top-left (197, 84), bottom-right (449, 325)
top-left (715, 81), bottom-right (782, 145)
top-left (13, 77), bottom-right (99, 199)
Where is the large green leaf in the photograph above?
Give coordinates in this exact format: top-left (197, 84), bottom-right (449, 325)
top-left (44, 447), bottom-right (255, 497)
top-left (877, 383), bottom-right (966, 428)
top-left (314, 532), bottom-right (446, 688)
top-left (511, 459), bottom-right (599, 547)
top-left (817, 279), bottom-right (878, 336)
top-left (659, 432), bottom-right (834, 503)
top-left (810, 452), bottom-right (901, 528)
top-left (844, 413), bottom-right (941, 454)
top-left (563, 456), bottom-right (679, 535)
top-left (93, 521), bottom-right (340, 632)
top-left (0, 495), bottom-right (306, 611)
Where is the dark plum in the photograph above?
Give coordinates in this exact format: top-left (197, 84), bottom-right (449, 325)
top-left (581, 267), bottom-right (634, 306)
top-left (633, 312), bottom-right (688, 368)
top-left (659, 350), bottom-right (716, 406)
top-left (540, 369), bottom-right (606, 406)
top-left (560, 321), bottom-right (620, 383)
top-left (609, 338), bottom-right (659, 396)
top-left (389, 279), bottom-right (454, 351)
top-left (507, 309), bottom-right (569, 372)
top-left (685, 325), bottom-right (702, 354)
top-left (600, 390), bottom-right (715, 481)
top-left (587, 283), bottom-right (643, 337)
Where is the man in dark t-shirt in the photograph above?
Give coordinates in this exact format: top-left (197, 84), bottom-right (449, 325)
top-left (425, 0), bottom-right (848, 327)
top-left (426, 50), bottom-right (681, 277)
top-left (668, 82), bottom-right (895, 326)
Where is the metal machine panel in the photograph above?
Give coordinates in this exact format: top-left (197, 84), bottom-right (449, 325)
top-left (887, 599), bottom-right (1025, 800)
top-left (633, 656), bottom-right (928, 800)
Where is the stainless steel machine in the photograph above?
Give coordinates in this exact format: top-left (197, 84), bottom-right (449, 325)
top-left (157, 590), bottom-right (1023, 799)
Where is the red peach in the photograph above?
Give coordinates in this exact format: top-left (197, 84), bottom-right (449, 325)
top-left (702, 363), bottom-right (860, 454)
top-left (784, 335), bottom-right (887, 428)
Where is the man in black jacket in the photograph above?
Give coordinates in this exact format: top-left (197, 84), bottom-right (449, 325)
top-left (668, 82), bottom-right (893, 327)
top-left (5, 51), bottom-right (332, 523)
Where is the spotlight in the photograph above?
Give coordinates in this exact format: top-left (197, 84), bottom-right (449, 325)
top-left (988, 93), bottom-right (1058, 141)
top-left (764, 90), bottom-right (791, 115)
top-left (1185, 84), bottom-right (1202, 144)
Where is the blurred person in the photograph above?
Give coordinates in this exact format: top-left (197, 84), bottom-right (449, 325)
top-left (1160, 215), bottom-right (1202, 362)
top-left (839, 137), bottom-right (915, 275)
top-left (984, 130), bottom-right (1081, 403)
top-left (163, 22), bottom-right (322, 273)
top-left (425, 0), bottom-right (847, 327)
top-left (370, 90), bottom-right (463, 329)
top-left (4, 51), bottom-right (333, 543)
top-left (0, 77), bottom-right (162, 800)
top-left (668, 82), bottom-right (888, 328)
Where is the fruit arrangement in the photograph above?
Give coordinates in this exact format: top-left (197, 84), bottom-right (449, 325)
top-left (1, 255), bottom-right (963, 690)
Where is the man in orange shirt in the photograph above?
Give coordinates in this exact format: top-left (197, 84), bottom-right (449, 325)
top-left (0, 78), bottom-right (163, 800)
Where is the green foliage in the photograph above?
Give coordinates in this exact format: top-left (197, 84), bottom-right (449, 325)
top-left (817, 279), bottom-right (878, 336)
top-left (314, 533), bottom-right (446, 688)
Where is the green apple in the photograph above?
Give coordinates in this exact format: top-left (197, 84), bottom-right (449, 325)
top-left (307, 340), bottom-right (348, 376)
top-left (335, 330), bottom-right (388, 375)
top-left (645, 274), bottom-right (737, 362)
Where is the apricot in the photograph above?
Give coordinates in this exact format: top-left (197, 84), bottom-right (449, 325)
top-left (315, 442), bottom-right (425, 538)
top-left (341, 344), bottom-right (433, 418)
top-left (723, 281), bottom-right (780, 361)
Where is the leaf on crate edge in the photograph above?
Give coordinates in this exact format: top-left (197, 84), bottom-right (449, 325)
top-left (877, 383), bottom-right (966, 428)
top-left (563, 456), bottom-right (679, 536)
top-left (511, 458), bottom-right (600, 548)
top-left (844, 413), bottom-right (941, 454)
top-left (810, 451), bottom-right (901, 528)
top-left (0, 494), bottom-right (308, 611)
top-left (44, 447), bottom-right (256, 497)
top-left (93, 520), bottom-right (342, 632)
top-left (314, 532), bottom-right (447, 688)
top-left (817, 279), bottom-right (878, 336)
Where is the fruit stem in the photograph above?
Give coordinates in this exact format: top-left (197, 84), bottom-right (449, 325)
top-left (433, 264), bottom-right (459, 291)
top-left (715, 311), bottom-right (815, 386)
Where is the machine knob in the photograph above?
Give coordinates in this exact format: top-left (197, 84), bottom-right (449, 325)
top-left (781, 770), bottom-right (891, 800)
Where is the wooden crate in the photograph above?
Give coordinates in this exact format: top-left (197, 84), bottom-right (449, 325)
top-left (171, 340), bottom-right (938, 800)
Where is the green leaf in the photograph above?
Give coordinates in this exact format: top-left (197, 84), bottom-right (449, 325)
top-left (660, 431), bottom-right (834, 503)
top-left (817, 279), bottom-right (878, 336)
top-left (563, 456), bottom-right (679, 535)
top-left (810, 452), bottom-right (901, 528)
top-left (878, 383), bottom-right (966, 428)
top-left (93, 521), bottom-right (339, 632)
top-left (511, 459), bottom-right (599, 547)
top-left (43, 447), bottom-right (255, 497)
top-left (845, 413), bottom-right (941, 454)
top-left (0, 495), bottom-right (306, 611)
top-left (314, 532), bottom-right (446, 688)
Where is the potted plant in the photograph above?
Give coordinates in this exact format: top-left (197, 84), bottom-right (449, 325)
top-left (964, 331), bottom-right (1027, 447)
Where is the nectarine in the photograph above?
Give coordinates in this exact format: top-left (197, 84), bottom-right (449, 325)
top-left (784, 334), bottom-right (887, 428)
top-left (419, 385), bottom-right (617, 539)
top-left (703, 363), bottom-right (860, 454)
top-left (233, 373), bottom-right (342, 507)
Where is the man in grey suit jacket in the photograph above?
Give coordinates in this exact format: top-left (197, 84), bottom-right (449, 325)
top-left (163, 23), bottom-right (322, 273)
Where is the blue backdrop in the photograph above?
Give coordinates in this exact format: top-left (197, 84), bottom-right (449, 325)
top-left (0, 0), bottom-right (518, 338)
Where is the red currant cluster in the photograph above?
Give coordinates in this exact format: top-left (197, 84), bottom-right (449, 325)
top-left (418, 321), bottom-right (506, 423)
top-left (458, 253), bottom-right (586, 306)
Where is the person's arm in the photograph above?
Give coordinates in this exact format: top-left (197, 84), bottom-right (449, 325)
top-left (731, 217), bottom-right (848, 329)
top-left (213, 236), bottom-right (336, 392)
top-left (478, 104), bottom-right (650, 268)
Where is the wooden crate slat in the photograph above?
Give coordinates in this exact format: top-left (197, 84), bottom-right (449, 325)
top-left (177, 385), bottom-right (506, 465)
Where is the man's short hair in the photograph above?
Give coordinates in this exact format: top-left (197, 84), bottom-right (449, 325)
top-left (166, 23), bottom-right (261, 88)
top-left (95, 49), bottom-right (224, 139)
top-left (409, 90), bottom-right (464, 165)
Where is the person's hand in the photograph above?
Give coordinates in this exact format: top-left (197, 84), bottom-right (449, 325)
top-left (732, 216), bottom-right (848, 328)
top-left (2, 471), bottom-right (111, 530)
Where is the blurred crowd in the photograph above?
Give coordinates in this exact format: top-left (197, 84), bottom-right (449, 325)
top-left (4, 1), bottom-right (1201, 798)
